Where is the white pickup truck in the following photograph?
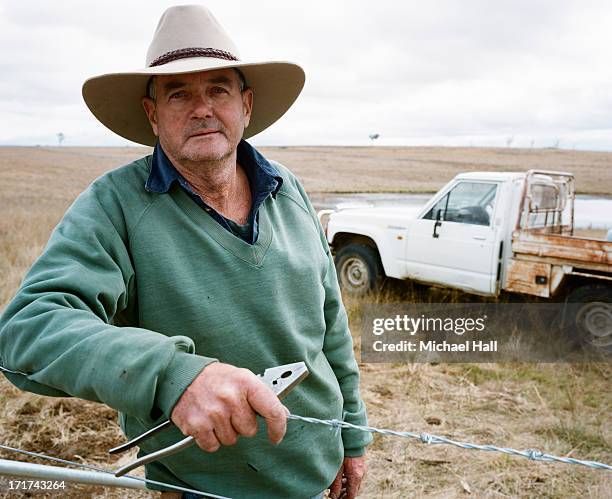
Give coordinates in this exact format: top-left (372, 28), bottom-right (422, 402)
top-left (319, 170), bottom-right (612, 350)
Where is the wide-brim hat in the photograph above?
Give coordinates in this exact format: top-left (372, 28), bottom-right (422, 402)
top-left (82, 5), bottom-right (305, 146)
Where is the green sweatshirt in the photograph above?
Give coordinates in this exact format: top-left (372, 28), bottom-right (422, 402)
top-left (0, 154), bottom-right (371, 498)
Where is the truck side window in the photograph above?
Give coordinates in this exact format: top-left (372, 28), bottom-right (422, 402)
top-left (423, 182), bottom-right (498, 226)
top-left (423, 193), bottom-right (450, 221)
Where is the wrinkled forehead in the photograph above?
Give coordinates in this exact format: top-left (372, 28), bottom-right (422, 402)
top-left (154, 68), bottom-right (244, 91)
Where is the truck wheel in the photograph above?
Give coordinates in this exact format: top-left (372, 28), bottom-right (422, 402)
top-left (564, 284), bottom-right (612, 352)
top-left (335, 243), bottom-right (383, 295)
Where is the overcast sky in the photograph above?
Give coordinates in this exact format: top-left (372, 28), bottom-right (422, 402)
top-left (2, 0), bottom-right (612, 149)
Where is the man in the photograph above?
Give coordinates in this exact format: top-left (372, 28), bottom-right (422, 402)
top-left (0, 5), bottom-right (371, 499)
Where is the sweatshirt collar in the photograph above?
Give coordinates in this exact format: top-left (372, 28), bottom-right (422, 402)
top-left (145, 140), bottom-right (283, 198)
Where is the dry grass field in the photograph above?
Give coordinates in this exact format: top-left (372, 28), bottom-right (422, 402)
top-left (262, 145), bottom-right (612, 194)
top-left (0, 146), bottom-right (610, 498)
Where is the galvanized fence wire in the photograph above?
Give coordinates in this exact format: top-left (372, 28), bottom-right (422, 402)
top-left (287, 414), bottom-right (612, 471)
top-left (0, 443), bottom-right (227, 498)
top-left (1, 412), bottom-right (610, 498)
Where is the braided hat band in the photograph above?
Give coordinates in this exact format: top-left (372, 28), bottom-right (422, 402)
top-left (149, 47), bottom-right (239, 67)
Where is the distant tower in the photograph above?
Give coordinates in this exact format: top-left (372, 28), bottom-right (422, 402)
top-left (57, 132), bottom-right (65, 145)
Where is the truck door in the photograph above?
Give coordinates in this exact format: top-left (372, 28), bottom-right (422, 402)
top-left (404, 181), bottom-right (500, 295)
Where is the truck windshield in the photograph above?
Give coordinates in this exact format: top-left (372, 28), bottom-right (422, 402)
top-left (423, 182), bottom-right (498, 226)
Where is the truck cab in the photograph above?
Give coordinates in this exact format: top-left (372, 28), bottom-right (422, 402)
top-left (325, 171), bottom-right (528, 296)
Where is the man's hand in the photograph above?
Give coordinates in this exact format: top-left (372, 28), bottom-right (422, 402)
top-left (170, 362), bottom-right (288, 452)
top-left (329, 456), bottom-right (367, 499)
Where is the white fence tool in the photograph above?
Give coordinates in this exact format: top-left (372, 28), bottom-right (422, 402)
top-left (111, 362), bottom-right (309, 477)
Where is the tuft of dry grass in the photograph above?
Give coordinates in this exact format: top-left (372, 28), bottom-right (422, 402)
top-left (0, 381), bottom-right (151, 498)
top-left (0, 146), bottom-right (610, 497)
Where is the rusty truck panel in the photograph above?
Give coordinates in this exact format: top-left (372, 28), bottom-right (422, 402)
top-left (504, 170), bottom-right (612, 298)
top-left (504, 258), bottom-right (552, 297)
top-left (506, 229), bottom-right (612, 297)
top-left (512, 230), bottom-right (612, 266)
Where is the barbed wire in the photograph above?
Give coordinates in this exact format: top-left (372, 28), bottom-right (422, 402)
top-left (1, 413), bottom-right (609, 499)
top-left (288, 413), bottom-right (612, 471)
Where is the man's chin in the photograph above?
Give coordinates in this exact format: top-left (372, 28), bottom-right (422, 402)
top-left (179, 137), bottom-right (233, 162)
top-left (182, 146), bottom-right (232, 164)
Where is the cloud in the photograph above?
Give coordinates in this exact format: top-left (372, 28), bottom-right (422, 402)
top-left (1, 0), bottom-right (612, 149)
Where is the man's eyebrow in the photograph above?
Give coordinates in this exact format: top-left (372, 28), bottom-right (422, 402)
top-left (207, 76), bottom-right (234, 85)
top-left (162, 80), bottom-right (188, 93)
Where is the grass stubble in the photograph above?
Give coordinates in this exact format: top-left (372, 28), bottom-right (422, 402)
top-left (0, 146), bottom-right (610, 498)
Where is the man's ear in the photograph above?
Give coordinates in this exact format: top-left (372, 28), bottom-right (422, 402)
top-left (142, 97), bottom-right (159, 136)
top-left (241, 88), bottom-right (253, 128)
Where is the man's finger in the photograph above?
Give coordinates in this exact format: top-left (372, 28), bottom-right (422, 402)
top-left (193, 428), bottom-right (221, 453)
top-left (328, 464), bottom-right (343, 499)
top-left (245, 382), bottom-right (287, 444)
top-left (209, 413), bottom-right (239, 446)
top-left (346, 473), bottom-right (360, 499)
top-left (231, 409), bottom-right (258, 438)
top-left (205, 399), bottom-right (241, 446)
top-left (344, 457), bottom-right (366, 499)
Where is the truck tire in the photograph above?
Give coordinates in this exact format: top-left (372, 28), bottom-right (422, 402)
top-left (334, 243), bottom-right (383, 295)
top-left (564, 284), bottom-right (612, 352)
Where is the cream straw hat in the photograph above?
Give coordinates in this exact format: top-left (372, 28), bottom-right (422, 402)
top-left (82, 4), bottom-right (305, 146)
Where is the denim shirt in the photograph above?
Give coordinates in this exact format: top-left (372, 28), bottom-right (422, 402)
top-left (145, 140), bottom-right (283, 245)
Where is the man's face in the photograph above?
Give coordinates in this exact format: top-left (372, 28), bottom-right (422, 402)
top-left (142, 68), bottom-right (253, 164)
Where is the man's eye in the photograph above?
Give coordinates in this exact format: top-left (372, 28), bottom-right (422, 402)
top-left (169, 91), bottom-right (187, 99)
top-left (212, 86), bottom-right (229, 94)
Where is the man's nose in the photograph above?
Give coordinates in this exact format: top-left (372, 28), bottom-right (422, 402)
top-left (190, 91), bottom-right (214, 118)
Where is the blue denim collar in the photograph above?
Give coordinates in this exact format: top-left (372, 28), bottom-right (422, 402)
top-left (145, 140), bottom-right (283, 199)
top-left (144, 139), bottom-right (283, 245)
